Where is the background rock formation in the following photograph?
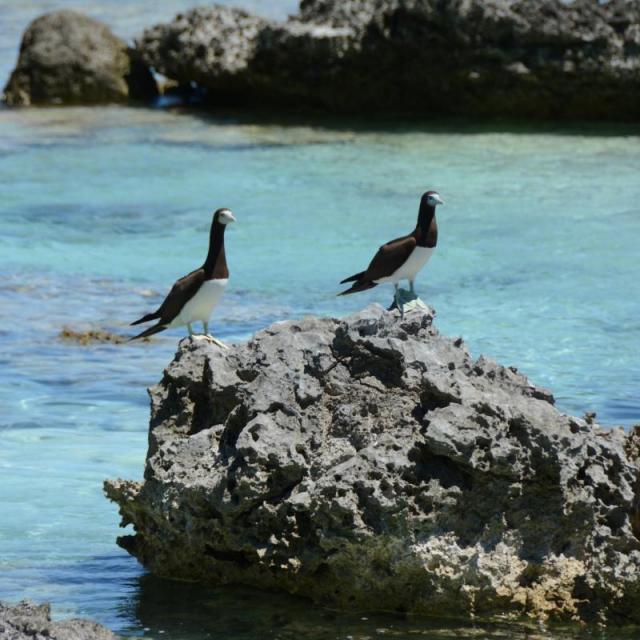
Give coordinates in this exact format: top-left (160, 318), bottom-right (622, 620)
top-left (106, 305), bottom-right (640, 624)
top-left (0, 600), bottom-right (117, 640)
top-left (136, 0), bottom-right (640, 119)
top-left (3, 10), bottom-right (157, 106)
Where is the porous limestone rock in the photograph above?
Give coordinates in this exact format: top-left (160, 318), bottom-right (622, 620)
top-left (3, 10), bottom-right (157, 106)
top-left (0, 600), bottom-right (117, 640)
top-left (135, 0), bottom-right (640, 119)
top-left (137, 6), bottom-right (270, 96)
top-left (105, 305), bottom-right (640, 624)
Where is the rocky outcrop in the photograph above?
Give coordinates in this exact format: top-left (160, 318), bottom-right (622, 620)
top-left (0, 600), bottom-right (117, 640)
top-left (136, 0), bottom-right (640, 119)
top-left (138, 6), bottom-right (270, 99)
top-left (3, 11), bottom-right (157, 106)
top-left (105, 304), bottom-right (640, 624)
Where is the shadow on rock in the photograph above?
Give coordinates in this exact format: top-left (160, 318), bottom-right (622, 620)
top-left (126, 574), bottom-right (599, 640)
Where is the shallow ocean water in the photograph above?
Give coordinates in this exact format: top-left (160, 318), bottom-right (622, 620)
top-left (1, 103), bottom-right (639, 639)
top-left (1, 2), bottom-right (640, 638)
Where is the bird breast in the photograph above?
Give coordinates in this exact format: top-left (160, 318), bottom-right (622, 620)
top-left (170, 278), bottom-right (228, 327)
top-left (375, 246), bottom-right (434, 284)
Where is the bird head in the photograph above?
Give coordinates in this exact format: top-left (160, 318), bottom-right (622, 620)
top-left (214, 208), bottom-right (237, 225)
top-left (423, 191), bottom-right (444, 208)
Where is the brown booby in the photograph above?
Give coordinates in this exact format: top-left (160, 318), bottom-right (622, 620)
top-left (339, 191), bottom-right (443, 314)
top-left (130, 208), bottom-right (236, 343)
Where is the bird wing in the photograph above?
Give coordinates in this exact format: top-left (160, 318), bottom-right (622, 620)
top-left (155, 267), bottom-right (206, 324)
top-left (363, 235), bottom-right (417, 281)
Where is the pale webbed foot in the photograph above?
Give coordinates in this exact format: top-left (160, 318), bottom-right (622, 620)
top-left (390, 287), bottom-right (426, 319)
top-left (193, 334), bottom-right (229, 349)
top-left (208, 335), bottom-right (229, 349)
top-left (398, 288), bottom-right (419, 306)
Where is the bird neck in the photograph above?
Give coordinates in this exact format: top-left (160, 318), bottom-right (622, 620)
top-left (415, 202), bottom-right (437, 248)
top-left (204, 221), bottom-right (228, 279)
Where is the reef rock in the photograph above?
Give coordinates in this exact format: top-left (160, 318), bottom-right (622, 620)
top-left (105, 305), bottom-right (640, 624)
top-left (3, 11), bottom-right (157, 106)
top-left (138, 6), bottom-right (270, 98)
top-left (0, 600), bottom-right (117, 640)
top-left (137, 0), bottom-right (640, 119)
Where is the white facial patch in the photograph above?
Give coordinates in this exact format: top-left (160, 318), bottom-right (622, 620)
top-left (219, 210), bottom-right (236, 225)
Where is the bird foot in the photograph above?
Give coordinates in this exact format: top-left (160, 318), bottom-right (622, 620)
top-left (193, 334), bottom-right (229, 349)
top-left (389, 289), bottom-right (429, 318)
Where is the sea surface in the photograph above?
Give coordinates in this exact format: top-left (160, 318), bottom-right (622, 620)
top-left (1, 2), bottom-right (640, 640)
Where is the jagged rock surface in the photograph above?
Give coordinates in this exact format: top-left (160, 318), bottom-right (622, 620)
top-left (3, 10), bottom-right (157, 106)
top-left (138, 6), bottom-right (270, 96)
top-left (0, 600), bottom-right (117, 640)
top-left (106, 305), bottom-right (640, 623)
top-left (136, 0), bottom-right (640, 119)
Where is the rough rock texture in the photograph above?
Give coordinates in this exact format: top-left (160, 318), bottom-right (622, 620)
top-left (138, 6), bottom-right (270, 98)
top-left (3, 11), bottom-right (157, 106)
top-left (0, 600), bottom-right (117, 640)
top-left (137, 0), bottom-right (640, 119)
top-left (106, 305), bottom-right (640, 624)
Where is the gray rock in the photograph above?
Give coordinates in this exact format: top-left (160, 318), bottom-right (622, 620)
top-left (136, 0), bottom-right (640, 119)
top-left (0, 600), bottom-right (117, 640)
top-left (138, 6), bottom-right (270, 95)
top-left (3, 10), bottom-right (157, 106)
top-left (105, 304), bottom-right (640, 624)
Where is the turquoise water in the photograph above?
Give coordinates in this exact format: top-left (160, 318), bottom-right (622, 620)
top-left (1, 103), bottom-right (639, 639)
top-left (1, 3), bottom-right (640, 638)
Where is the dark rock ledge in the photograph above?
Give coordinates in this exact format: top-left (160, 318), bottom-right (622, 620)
top-left (5, 0), bottom-right (640, 119)
top-left (105, 305), bottom-right (640, 624)
top-left (0, 600), bottom-right (118, 640)
top-left (135, 0), bottom-right (640, 119)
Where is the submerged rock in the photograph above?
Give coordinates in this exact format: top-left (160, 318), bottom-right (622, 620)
top-left (105, 305), bottom-right (640, 624)
top-left (137, 0), bottom-right (640, 119)
top-left (59, 327), bottom-right (127, 345)
top-left (0, 600), bottom-right (117, 640)
top-left (57, 326), bottom-right (154, 345)
top-left (3, 10), bottom-right (157, 106)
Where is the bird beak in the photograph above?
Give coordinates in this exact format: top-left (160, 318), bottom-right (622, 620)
top-left (228, 212), bottom-right (237, 223)
top-left (433, 194), bottom-right (444, 206)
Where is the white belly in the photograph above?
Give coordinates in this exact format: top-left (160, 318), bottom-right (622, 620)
top-left (169, 278), bottom-right (228, 327)
top-left (374, 246), bottom-right (433, 284)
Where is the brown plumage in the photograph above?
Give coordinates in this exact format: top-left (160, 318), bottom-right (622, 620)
top-left (129, 268), bottom-right (208, 339)
top-left (130, 208), bottom-right (235, 341)
top-left (339, 190), bottom-right (443, 297)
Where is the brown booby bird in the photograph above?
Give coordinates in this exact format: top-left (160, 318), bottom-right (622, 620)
top-left (130, 208), bottom-right (236, 343)
top-left (339, 191), bottom-right (443, 314)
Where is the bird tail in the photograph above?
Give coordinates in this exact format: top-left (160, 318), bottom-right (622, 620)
top-left (130, 311), bottom-right (159, 326)
top-left (128, 322), bottom-right (167, 341)
top-left (340, 271), bottom-right (366, 284)
top-left (338, 280), bottom-right (377, 296)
